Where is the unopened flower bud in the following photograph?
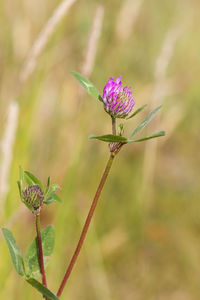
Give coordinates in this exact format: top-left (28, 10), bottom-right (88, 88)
top-left (23, 185), bottom-right (44, 210)
top-left (103, 76), bottom-right (135, 118)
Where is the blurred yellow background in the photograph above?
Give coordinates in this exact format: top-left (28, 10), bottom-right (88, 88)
top-left (0, 0), bottom-right (200, 299)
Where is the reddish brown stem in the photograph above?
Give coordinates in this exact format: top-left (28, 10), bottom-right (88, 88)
top-left (35, 213), bottom-right (48, 297)
top-left (56, 153), bottom-right (115, 297)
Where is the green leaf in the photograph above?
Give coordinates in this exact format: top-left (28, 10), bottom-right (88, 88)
top-left (130, 105), bottom-right (162, 138)
top-left (22, 200), bottom-right (35, 213)
top-left (45, 176), bottom-right (50, 195)
top-left (45, 184), bottom-right (60, 198)
top-left (128, 131), bottom-right (165, 143)
top-left (44, 194), bottom-right (62, 205)
top-left (2, 228), bottom-right (25, 276)
top-left (44, 184), bottom-right (61, 205)
top-left (17, 181), bottom-right (22, 198)
top-left (47, 184), bottom-right (60, 194)
top-left (89, 134), bottom-right (127, 143)
top-left (72, 71), bottom-right (102, 102)
top-left (27, 278), bottom-right (59, 300)
top-left (19, 165), bottom-right (23, 188)
top-left (25, 225), bottom-right (55, 278)
top-left (24, 171), bottom-right (44, 192)
top-left (126, 104), bottom-right (147, 119)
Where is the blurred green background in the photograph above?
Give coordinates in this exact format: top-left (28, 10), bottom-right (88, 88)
top-left (0, 0), bottom-right (200, 299)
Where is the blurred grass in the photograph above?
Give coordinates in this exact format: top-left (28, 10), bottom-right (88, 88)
top-left (0, 0), bottom-right (200, 299)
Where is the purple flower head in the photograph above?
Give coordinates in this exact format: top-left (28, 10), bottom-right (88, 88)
top-left (102, 76), bottom-right (135, 118)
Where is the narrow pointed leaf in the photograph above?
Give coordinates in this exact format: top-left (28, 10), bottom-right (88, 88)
top-left (17, 180), bottom-right (22, 198)
top-left (2, 228), bottom-right (25, 275)
top-left (27, 278), bottom-right (59, 300)
top-left (130, 105), bottom-right (162, 138)
top-left (18, 166), bottom-right (24, 198)
top-left (45, 176), bottom-right (50, 195)
top-left (128, 131), bottom-right (165, 143)
top-left (19, 166), bottom-right (23, 189)
top-left (24, 171), bottom-right (44, 192)
top-left (89, 134), bottom-right (127, 143)
top-left (126, 104), bottom-right (147, 119)
top-left (25, 225), bottom-right (55, 278)
top-left (72, 71), bottom-right (102, 102)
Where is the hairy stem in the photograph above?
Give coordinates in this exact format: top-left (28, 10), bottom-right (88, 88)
top-left (57, 153), bottom-right (115, 297)
top-left (35, 213), bottom-right (48, 296)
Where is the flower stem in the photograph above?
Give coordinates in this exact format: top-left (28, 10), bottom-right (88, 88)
top-left (56, 153), bottom-right (115, 297)
top-left (35, 213), bottom-right (48, 295)
top-left (112, 117), bottom-right (116, 135)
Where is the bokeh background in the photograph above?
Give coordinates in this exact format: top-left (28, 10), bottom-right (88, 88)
top-left (0, 0), bottom-right (200, 299)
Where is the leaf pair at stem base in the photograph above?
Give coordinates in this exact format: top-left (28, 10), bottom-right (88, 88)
top-left (2, 226), bottom-right (57, 299)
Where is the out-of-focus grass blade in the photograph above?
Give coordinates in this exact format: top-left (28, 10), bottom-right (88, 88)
top-left (72, 71), bottom-right (102, 102)
top-left (26, 278), bottom-right (59, 300)
top-left (130, 105), bottom-right (162, 138)
top-left (128, 131), bottom-right (165, 143)
top-left (89, 134), bottom-right (127, 143)
top-left (126, 104), bottom-right (147, 119)
top-left (2, 228), bottom-right (25, 276)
